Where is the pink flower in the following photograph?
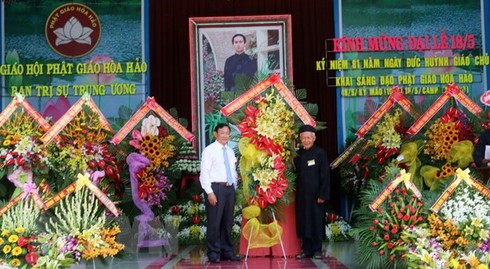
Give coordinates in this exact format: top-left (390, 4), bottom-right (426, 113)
top-left (86, 55), bottom-right (117, 84)
top-left (42, 97), bottom-right (71, 123)
top-left (129, 130), bottom-right (143, 149)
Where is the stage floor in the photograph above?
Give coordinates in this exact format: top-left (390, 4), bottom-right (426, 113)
top-left (76, 241), bottom-right (363, 269)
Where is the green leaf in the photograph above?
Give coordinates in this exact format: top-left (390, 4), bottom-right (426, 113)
top-left (294, 88), bottom-right (307, 100)
top-left (169, 107), bottom-right (179, 118)
top-left (303, 103), bottom-right (319, 116)
top-left (7, 75), bottom-right (23, 87)
top-left (179, 118), bottom-right (188, 128)
top-left (5, 49), bottom-right (19, 64)
top-left (118, 105), bottom-right (133, 121)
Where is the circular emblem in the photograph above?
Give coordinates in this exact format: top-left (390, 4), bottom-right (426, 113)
top-left (45, 3), bottom-right (101, 58)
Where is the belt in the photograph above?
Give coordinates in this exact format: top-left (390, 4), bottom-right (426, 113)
top-left (212, 182), bottom-right (233, 187)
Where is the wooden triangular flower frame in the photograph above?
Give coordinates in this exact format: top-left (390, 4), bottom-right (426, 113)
top-left (220, 73), bottom-right (316, 126)
top-left (40, 93), bottom-right (113, 144)
top-left (111, 96), bottom-right (194, 145)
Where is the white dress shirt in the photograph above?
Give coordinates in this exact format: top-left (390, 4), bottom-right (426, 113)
top-left (200, 141), bottom-right (238, 194)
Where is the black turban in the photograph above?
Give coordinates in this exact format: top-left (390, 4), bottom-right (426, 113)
top-left (298, 124), bottom-right (316, 134)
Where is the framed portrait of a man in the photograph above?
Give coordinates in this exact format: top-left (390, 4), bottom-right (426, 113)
top-left (189, 15), bottom-right (293, 152)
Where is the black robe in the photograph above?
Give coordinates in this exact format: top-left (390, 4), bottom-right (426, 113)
top-left (294, 145), bottom-right (331, 239)
top-left (223, 53), bottom-right (257, 91)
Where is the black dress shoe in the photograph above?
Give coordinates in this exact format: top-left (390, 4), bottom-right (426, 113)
top-left (208, 257), bottom-right (220, 263)
top-left (313, 251), bottom-right (322, 259)
top-left (295, 253), bottom-right (312, 259)
top-left (222, 255), bottom-right (242, 261)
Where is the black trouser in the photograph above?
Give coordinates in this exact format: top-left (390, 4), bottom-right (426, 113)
top-left (205, 182), bottom-right (235, 260)
top-left (301, 237), bottom-right (322, 256)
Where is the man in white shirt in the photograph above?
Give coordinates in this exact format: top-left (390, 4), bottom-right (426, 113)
top-left (200, 123), bottom-right (241, 263)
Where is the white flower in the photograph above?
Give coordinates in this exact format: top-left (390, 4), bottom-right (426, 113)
top-left (325, 218), bottom-right (351, 241)
top-left (141, 115), bottom-right (161, 136)
top-left (14, 136), bottom-right (34, 155)
top-left (439, 185), bottom-right (490, 228)
top-left (53, 16), bottom-right (93, 46)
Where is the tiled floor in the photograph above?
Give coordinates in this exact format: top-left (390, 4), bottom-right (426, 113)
top-left (77, 241), bottom-right (363, 269)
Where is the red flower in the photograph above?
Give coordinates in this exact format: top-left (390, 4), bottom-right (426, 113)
top-left (403, 215), bottom-right (410, 222)
top-left (25, 251), bottom-right (38, 265)
top-left (157, 126), bottom-right (168, 137)
top-left (171, 205), bottom-right (180, 214)
top-left (98, 160), bottom-right (106, 168)
top-left (387, 242), bottom-right (394, 249)
top-left (17, 236), bottom-right (29, 247)
top-left (16, 157), bottom-right (25, 166)
top-left (273, 156), bottom-right (286, 174)
top-left (138, 189), bottom-right (148, 200)
top-left (327, 213), bottom-right (337, 223)
top-left (276, 176), bottom-right (289, 190)
top-left (105, 165), bottom-right (116, 178)
top-left (192, 216), bottom-right (200, 225)
top-left (238, 119), bottom-right (257, 137)
top-left (88, 160), bottom-right (97, 169)
top-left (383, 234), bottom-right (390, 241)
top-left (244, 105), bottom-right (258, 117)
top-left (348, 153), bottom-right (361, 164)
top-left (192, 194), bottom-right (201, 203)
top-left (257, 197), bottom-right (268, 209)
top-left (5, 158), bottom-right (15, 166)
top-left (269, 186), bottom-right (284, 201)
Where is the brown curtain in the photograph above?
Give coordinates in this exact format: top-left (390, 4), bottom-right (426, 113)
top-left (149, 0), bottom-right (337, 160)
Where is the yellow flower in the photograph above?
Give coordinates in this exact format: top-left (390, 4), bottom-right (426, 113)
top-left (421, 251), bottom-right (432, 264)
top-left (0, 238), bottom-right (3, 245)
top-left (11, 246), bottom-right (22, 256)
top-left (449, 258), bottom-right (462, 269)
top-left (472, 218), bottom-right (483, 228)
top-left (464, 226), bottom-right (474, 236)
top-left (477, 265), bottom-right (488, 269)
top-left (10, 258), bottom-right (21, 267)
top-left (469, 254), bottom-right (481, 267)
top-left (8, 234), bottom-right (18, 243)
top-left (480, 229), bottom-right (489, 240)
top-left (3, 244), bottom-right (12, 254)
top-left (8, 234), bottom-right (19, 243)
top-left (190, 225), bottom-right (201, 235)
top-left (1, 230), bottom-right (10, 236)
top-left (14, 227), bottom-right (24, 234)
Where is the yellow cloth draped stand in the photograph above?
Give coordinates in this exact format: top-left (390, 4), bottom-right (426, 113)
top-left (241, 205), bottom-right (286, 260)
